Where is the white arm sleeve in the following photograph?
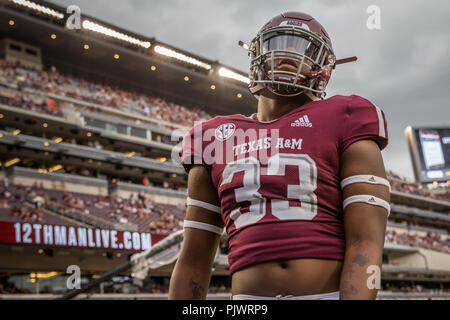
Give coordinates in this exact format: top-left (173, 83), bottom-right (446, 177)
top-left (343, 195), bottom-right (390, 216)
top-left (341, 175), bottom-right (391, 192)
top-left (187, 197), bottom-right (221, 213)
top-left (183, 220), bottom-right (224, 235)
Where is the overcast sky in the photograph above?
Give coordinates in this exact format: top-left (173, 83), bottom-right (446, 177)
top-left (50, 0), bottom-right (450, 181)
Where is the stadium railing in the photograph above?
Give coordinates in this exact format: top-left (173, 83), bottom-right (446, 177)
top-left (391, 204), bottom-right (450, 223)
top-left (391, 190), bottom-right (450, 212)
top-left (387, 221), bottom-right (448, 235)
top-left (0, 130), bottom-right (185, 175)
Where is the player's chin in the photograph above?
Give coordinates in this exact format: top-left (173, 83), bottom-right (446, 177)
top-left (259, 87), bottom-right (279, 99)
top-left (260, 86), bottom-right (307, 102)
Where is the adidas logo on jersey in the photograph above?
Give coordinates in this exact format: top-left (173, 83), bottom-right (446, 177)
top-left (291, 115), bottom-right (312, 127)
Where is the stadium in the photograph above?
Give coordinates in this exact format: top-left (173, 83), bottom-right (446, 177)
top-left (0, 0), bottom-right (449, 301)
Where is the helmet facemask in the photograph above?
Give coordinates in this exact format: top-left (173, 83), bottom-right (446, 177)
top-left (248, 26), bottom-right (335, 99)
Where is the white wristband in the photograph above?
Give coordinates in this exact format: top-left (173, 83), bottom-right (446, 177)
top-left (187, 197), bottom-right (221, 213)
top-left (341, 175), bottom-right (391, 192)
top-left (183, 220), bottom-right (224, 235)
top-left (343, 195), bottom-right (390, 216)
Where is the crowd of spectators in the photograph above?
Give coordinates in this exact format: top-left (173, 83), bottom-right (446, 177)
top-left (382, 281), bottom-right (450, 294)
top-left (385, 228), bottom-right (449, 253)
top-left (0, 59), bottom-right (211, 127)
top-left (0, 181), bottom-right (44, 223)
top-left (54, 187), bottom-right (184, 234)
top-left (148, 207), bottom-right (182, 235)
top-left (0, 181), bottom-right (184, 235)
top-left (387, 170), bottom-right (450, 202)
top-left (0, 90), bottom-right (63, 117)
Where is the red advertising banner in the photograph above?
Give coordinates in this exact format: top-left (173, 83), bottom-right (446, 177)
top-left (0, 221), bottom-right (167, 251)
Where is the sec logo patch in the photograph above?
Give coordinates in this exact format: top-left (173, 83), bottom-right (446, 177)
top-left (215, 123), bottom-right (236, 141)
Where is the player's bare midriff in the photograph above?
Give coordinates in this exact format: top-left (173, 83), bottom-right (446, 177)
top-left (231, 258), bottom-right (343, 296)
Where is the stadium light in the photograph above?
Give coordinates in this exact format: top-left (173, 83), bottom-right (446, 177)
top-left (154, 45), bottom-right (212, 70)
top-left (53, 137), bottom-right (63, 143)
top-left (150, 65), bottom-right (156, 71)
top-left (184, 76), bottom-right (189, 82)
top-left (82, 20), bottom-right (151, 49)
top-left (237, 93), bottom-right (243, 98)
top-left (9, 0), bottom-right (64, 19)
top-left (0, 133), bottom-right (3, 138)
top-left (48, 164), bottom-right (63, 173)
top-left (51, 34), bottom-right (56, 40)
top-left (12, 129), bottom-right (21, 135)
top-left (210, 84), bottom-right (216, 90)
top-left (5, 158), bottom-right (20, 167)
top-left (218, 67), bottom-right (250, 84)
top-left (31, 272), bottom-right (59, 279)
top-left (0, 113), bottom-right (3, 118)
top-left (9, 20), bottom-right (14, 26)
top-left (84, 44), bottom-right (90, 50)
top-left (43, 123), bottom-right (48, 128)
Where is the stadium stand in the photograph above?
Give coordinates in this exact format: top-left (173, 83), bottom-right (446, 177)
top-left (388, 170), bottom-right (450, 203)
top-left (0, 59), bottom-right (211, 127)
top-left (0, 179), bottom-right (184, 234)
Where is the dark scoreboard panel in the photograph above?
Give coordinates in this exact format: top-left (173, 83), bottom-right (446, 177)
top-left (405, 126), bottom-right (450, 183)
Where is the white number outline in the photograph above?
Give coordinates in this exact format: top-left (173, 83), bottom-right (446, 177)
top-left (221, 157), bottom-right (266, 229)
top-left (221, 153), bottom-right (318, 229)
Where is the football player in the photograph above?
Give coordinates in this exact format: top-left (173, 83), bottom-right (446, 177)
top-left (169, 12), bottom-right (390, 300)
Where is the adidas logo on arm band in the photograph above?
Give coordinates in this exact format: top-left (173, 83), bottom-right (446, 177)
top-left (183, 220), bottom-right (224, 235)
top-left (340, 175), bottom-right (391, 192)
top-left (187, 197), bottom-right (221, 213)
top-left (343, 195), bottom-right (390, 216)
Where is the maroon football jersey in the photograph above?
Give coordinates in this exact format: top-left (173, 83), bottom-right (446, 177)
top-left (181, 94), bottom-right (388, 275)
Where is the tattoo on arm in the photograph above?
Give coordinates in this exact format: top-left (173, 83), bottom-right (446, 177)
top-left (352, 254), bottom-right (369, 267)
top-left (340, 253), bottom-right (373, 299)
top-left (340, 280), bottom-right (358, 299)
top-left (189, 276), bottom-right (205, 299)
top-left (345, 265), bottom-right (355, 279)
